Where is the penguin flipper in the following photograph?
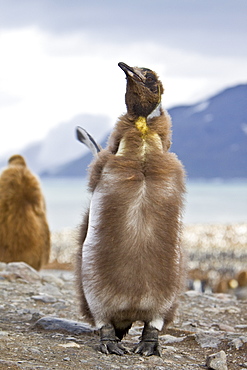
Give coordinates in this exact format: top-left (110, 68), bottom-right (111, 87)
top-left (76, 126), bottom-right (101, 156)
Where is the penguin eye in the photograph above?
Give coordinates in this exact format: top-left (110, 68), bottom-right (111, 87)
top-left (145, 74), bottom-right (158, 93)
top-left (146, 76), bottom-right (155, 83)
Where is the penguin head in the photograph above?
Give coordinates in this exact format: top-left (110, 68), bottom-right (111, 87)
top-left (118, 62), bottom-right (164, 118)
top-left (8, 154), bottom-right (26, 167)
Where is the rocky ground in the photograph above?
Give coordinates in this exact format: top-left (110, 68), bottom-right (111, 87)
top-left (0, 224), bottom-right (247, 370)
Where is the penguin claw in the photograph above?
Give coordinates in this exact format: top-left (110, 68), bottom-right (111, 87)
top-left (99, 324), bottom-right (128, 355)
top-left (133, 341), bottom-right (161, 357)
top-left (100, 342), bottom-right (128, 356)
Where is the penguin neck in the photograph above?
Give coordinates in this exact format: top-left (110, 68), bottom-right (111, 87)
top-left (134, 102), bottom-right (162, 137)
top-left (147, 102), bottom-right (162, 120)
top-left (135, 116), bottom-right (149, 137)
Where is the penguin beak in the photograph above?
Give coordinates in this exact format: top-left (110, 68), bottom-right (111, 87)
top-left (118, 62), bottom-right (145, 84)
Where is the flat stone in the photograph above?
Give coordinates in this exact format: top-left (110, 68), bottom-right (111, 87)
top-left (3, 262), bottom-right (41, 282)
top-left (51, 302), bottom-right (67, 310)
top-left (235, 287), bottom-right (247, 300)
top-left (31, 294), bottom-right (57, 303)
top-left (235, 324), bottom-right (247, 330)
top-left (0, 262), bottom-right (7, 271)
top-left (196, 332), bottom-right (225, 348)
top-left (33, 316), bottom-right (97, 335)
top-left (185, 290), bottom-right (201, 297)
top-left (214, 323), bottom-right (235, 332)
top-left (0, 359), bottom-right (21, 369)
top-left (0, 330), bottom-right (9, 338)
top-left (39, 282), bottom-right (62, 297)
top-left (41, 274), bottom-right (64, 288)
top-left (206, 350), bottom-right (228, 370)
top-left (160, 334), bottom-right (187, 344)
top-left (230, 336), bottom-right (247, 349)
top-left (63, 357), bottom-right (71, 361)
top-left (59, 342), bottom-right (80, 348)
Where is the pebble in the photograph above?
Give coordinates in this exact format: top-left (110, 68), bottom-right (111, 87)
top-left (58, 342), bottom-right (80, 348)
top-left (196, 332), bottom-right (225, 348)
top-left (235, 287), bottom-right (247, 300)
top-left (185, 290), bottom-right (201, 297)
top-left (51, 301), bottom-right (67, 310)
top-left (213, 323), bottom-right (235, 332)
top-left (41, 274), bottom-right (64, 288)
top-left (39, 282), bottom-right (62, 296)
top-left (230, 336), bottom-right (247, 349)
top-left (0, 330), bottom-right (9, 338)
top-left (0, 262), bottom-right (7, 271)
top-left (29, 348), bottom-right (42, 354)
top-left (63, 357), bottom-right (71, 361)
top-left (162, 346), bottom-right (177, 353)
top-left (235, 324), bottom-right (247, 330)
top-left (160, 334), bottom-right (187, 344)
top-left (206, 350), bottom-right (228, 370)
top-left (31, 294), bottom-right (57, 303)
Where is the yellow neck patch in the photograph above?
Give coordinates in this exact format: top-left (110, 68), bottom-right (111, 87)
top-left (135, 116), bottom-right (149, 137)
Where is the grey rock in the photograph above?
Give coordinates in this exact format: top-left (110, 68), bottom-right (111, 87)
top-left (235, 287), bottom-right (247, 300)
top-left (51, 301), bottom-right (67, 310)
top-left (196, 332), bottom-right (225, 348)
top-left (162, 345), bottom-right (178, 353)
top-left (63, 357), bottom-right (71, 361)
top-left (213, 323), bottom-right (235, 332)
top-left (0, 359), bottom-right (21, 368)
top-left (0, 330), bottom-right (9, 338)
top-left (65, 336), bottom-right (78, 341)
top-left (230, 336), bottom-right (247, 349)
top-left (31, 294), bottom-right (57, 303)
top-left (0, 262), bottom-right (7, 271)
top-left (41, 274), bottom-right (64, 288)
top-left (206, 350), bottom-right (227, 370)
top-left (59, 271), bottom-right (74, 281)
top-left (2, 262), bottom-right (41, 282)
top-left (31, 312), bottom-right (43, 322)
top-left (33, 316), bottom-right (96, 335)
top-left (235, 324), bottom-right (247, 330)
top-left (28, 347), bottom-right (42, 355)
top-left (39, 282), bottom-right (62, 296)
top-left (185, 290), bottom-right (202, 297)
top-left (160, 334), bottom-right (187, 344)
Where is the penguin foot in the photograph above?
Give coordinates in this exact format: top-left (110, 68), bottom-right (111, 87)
top-left (133, 323), bottom-right (161, 356)
top-left (99, 324), bottom-right (128, 356)
top-left (100, 341), bottom-right (127, 356)
top-left (133, 340), bottom-right (161, 356)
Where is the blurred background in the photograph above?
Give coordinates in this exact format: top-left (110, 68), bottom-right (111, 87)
top-left (0, 0), bottom-right (246, 232)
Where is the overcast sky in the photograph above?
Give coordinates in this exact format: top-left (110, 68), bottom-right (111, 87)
top-left (0, 0), bottom-right (246, 156)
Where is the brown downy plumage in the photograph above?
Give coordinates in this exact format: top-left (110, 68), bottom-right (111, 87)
top-left (0, 155), bottom-right (50, 270)
top-left (76, 62), bottom-right (186, 356)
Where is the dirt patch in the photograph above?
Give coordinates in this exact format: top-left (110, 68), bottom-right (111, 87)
top-left (0, 265), bottom-right (246, 370)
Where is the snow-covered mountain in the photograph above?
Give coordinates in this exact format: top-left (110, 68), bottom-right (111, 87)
top-left (0, 114), bottom-right (112, 175)
top-left (52, 84), bottom-right (247, 179)
top-left (170, 84), bottom-right (247, 178)
top-left (1, 84), bottom-right (246, 179)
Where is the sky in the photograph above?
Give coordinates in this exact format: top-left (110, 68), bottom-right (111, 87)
top-left (0, 0), bottom-right (247, 157)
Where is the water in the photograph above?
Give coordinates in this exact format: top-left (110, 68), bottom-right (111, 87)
top-left (41, 177), bottom-right (247, 231)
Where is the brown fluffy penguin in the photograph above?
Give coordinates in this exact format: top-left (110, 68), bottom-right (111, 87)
top-left (0, 155), bottom-right (50, 270)
top-left (76, 62), bottom-right (186, 356)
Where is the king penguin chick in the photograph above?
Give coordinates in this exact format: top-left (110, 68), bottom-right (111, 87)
top-left (76, 62), bottom-right (186, 356)
top-left (0, 155), bottom-right (50, 270)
